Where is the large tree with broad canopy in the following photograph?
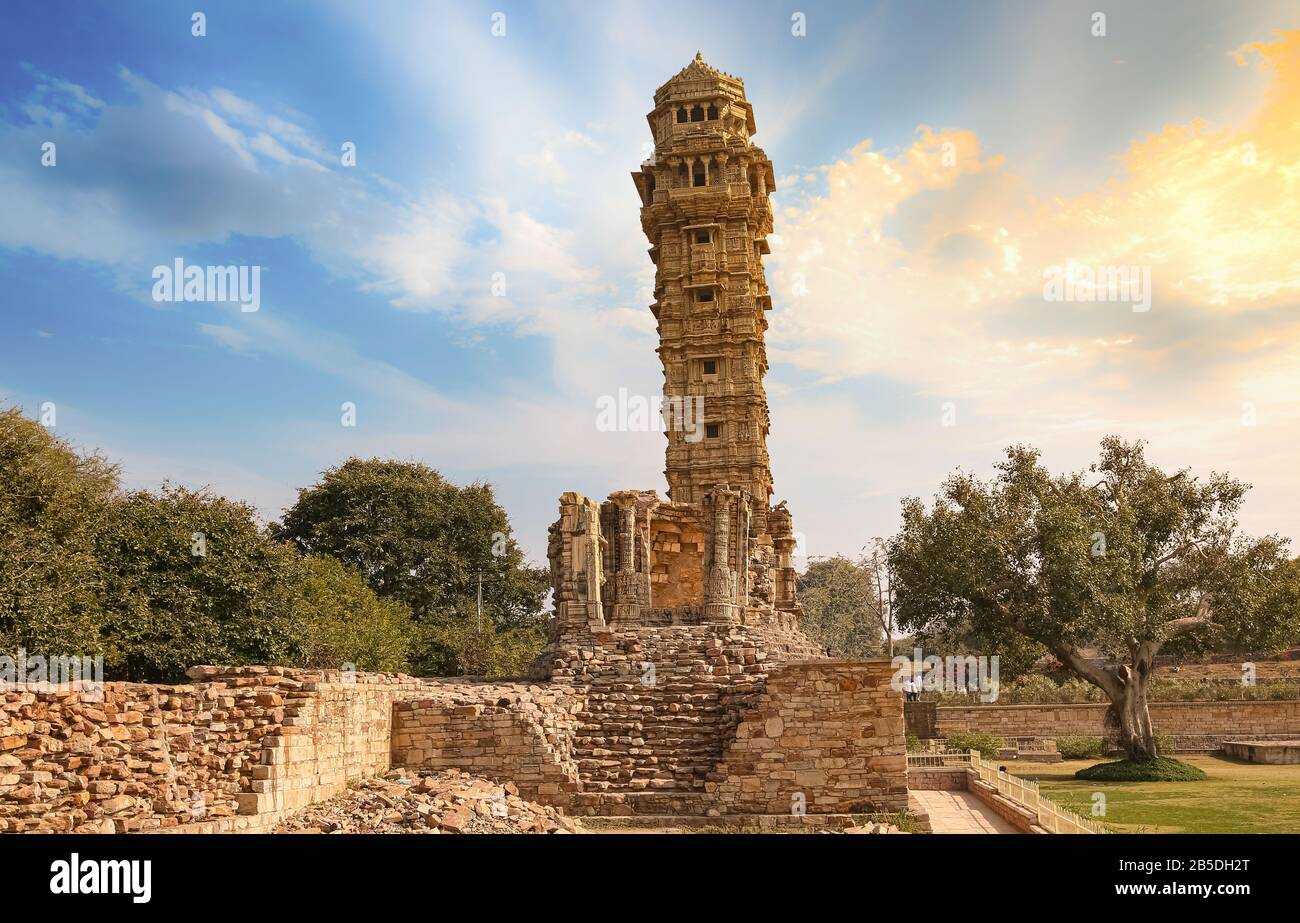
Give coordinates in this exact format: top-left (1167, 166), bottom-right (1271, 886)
top-left (888, 436), bottom-right (1300, 762)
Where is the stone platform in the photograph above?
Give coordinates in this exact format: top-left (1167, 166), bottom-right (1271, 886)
top-left (1221, 739), bottom-right (1300, 764)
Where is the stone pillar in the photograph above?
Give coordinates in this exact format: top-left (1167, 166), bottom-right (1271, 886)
top-left (609, 492), bottom-right (641, 625)
top-left (703, 485), bottom-right (741, 623)
top-left (549, 492), bottom-right (606, 641)
top-left (769, 501), bottom-right (798, 613)
top-left (637, 494), bottom-right (658, 608)
top-left (714, 150), bottom-right (729, 185)
top-left (736, 491), bottom-right (750, 609)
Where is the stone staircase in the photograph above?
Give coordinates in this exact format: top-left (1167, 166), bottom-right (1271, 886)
top-left (571, 677), bottom-right (762, 793)
top-left (552, 623), bottom-right (823, 796)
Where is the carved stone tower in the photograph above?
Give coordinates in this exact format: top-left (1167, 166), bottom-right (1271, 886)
top-left (540, 54), bottom-right (810, 672)
top-left (631, 53), bottom-right (776, 512)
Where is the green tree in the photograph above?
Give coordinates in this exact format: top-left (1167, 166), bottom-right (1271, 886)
top-left (292, 555), bottom-right (413, 672)
top-left (96, 484), bottom-right (304, 681)
top-left (796, 555), bottom-right (883, 658)
top-left (907, 621), bottom-right (1048, 684)
top-left (889, 437), bottom-right (1300, 762)
top-left (0, 406), bottom-right (117, 660)
top-left (274, 458), bottom-right (548, 675)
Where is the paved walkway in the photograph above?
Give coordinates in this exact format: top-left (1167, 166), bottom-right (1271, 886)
top-left (911, 790), bottom-right (1021, 834)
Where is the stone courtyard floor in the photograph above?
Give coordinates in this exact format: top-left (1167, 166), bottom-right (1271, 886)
top-left (909, 790), bottom-right (1021, 833)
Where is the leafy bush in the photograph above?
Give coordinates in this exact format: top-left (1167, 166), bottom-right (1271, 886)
top-left (1154, 732), bottom-right (1177, 755)
top-left (906, 733), bottom-right (922, 752)
top-left (1075, 757), bottom-right (1207, 782)
top-left (932, 674), bottom-right (1113, 705)
top-left (421, 603), bottom-right (547, 678)
top-left (944, 732), bottom-right (1004, 758)
top-left (936, 671), bottom-right (1300, 705)
top-left (1056, 735), bottom-right (1105, 760)
top-left (1058, 677), bottom-right (1106, 703)
top-left (292, 555), bottom-right (413, 672)
top-left (1011, 674), bottom-right (1061, 703)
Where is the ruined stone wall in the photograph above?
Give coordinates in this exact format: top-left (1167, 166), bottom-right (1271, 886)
top-left (219, 668), bottom-right (429, 821)
top-left (546, 484), bottom-right (804, 648)
top-left (3, 647), bottom-right (911, 832)
top-left (706, 660), bottom-right (908, 815)
top-left (390, 681), bottom-right (583, 803)
top-left (2, 678), bottom-right (249, 833)
top-left (649, 513), bottom-right (705, 608)
top-left (0, 666), bottom-right (429, 834)
top-left (937, 700), bottom-right (1300, 742)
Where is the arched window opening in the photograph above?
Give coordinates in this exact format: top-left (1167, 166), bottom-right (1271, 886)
top-left (692, 161), bottom-right (707, 187)
top-left (678, 162), bottom-right (689, 186)
top-left (676, 108), bottom-right (688, 123)
top-left (690, 105), bottom-right (705, 122)
top-left (707, 105), bottom-right (718, 120)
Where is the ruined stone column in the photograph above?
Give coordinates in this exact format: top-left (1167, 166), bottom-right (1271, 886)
top-left (769, 501), bottom-right (798, 613)
top-left (636, 494), bottom-right (658, 608)
top-left (703, 485), bottom-right (741, 623)
top-left (609, 492), bottom-right (642, 625)
top-left (550, 493), bottom-right (607, 640)
top-left (737, 493), bottom-right (750, 608)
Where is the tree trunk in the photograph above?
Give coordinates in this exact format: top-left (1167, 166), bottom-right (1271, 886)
top-left (1110, 669), bottom-right (1158, 761)
top-left (1050, 640), bottom-right (1160, 762)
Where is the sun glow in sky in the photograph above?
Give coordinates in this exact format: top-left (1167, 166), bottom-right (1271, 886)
top-left (1, 1), bottom-right (1299, 564)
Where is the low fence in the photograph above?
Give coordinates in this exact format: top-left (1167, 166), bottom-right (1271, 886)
top-left (907, 750), bottom-right (1106, 834)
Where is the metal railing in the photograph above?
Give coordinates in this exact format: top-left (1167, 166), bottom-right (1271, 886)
top-left (908, 750), bottom-right (1107, 834)
top-left (905, 749), bottom-right (974, 769)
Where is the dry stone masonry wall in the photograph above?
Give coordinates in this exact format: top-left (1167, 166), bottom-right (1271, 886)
top-left (3, 649), bottom-right (911, 832)
top-left (707, 660), bottom-right (908, 815)
top-left (391, 682), bottom-right (583, 803)
top-left (937, 700), bottom-right (1300, 745)
top-left (0, 666), bottom-right (432, 833)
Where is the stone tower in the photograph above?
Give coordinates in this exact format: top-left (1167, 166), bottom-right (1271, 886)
top-left (526, 60), bottom-right (905, 819)
top-left (542, 54), bottom-right (809, 660)
top-left (631, 52), bottom-right (777, 512)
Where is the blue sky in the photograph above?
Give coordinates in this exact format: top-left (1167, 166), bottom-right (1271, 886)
top-left (3, 0), bottom-right (1300, 564)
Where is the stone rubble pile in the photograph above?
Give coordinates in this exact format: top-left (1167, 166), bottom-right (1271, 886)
top-left (845, 822), bottom-right (904, 834)
top-left (272, 769), bottom-right (577, 834)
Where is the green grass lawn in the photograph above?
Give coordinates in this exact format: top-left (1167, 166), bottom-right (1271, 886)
top-left (1009, 755), bottom-right (1300, 833)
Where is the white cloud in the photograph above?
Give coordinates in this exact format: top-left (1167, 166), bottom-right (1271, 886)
top-left (197, 323), bottom-right (257, 353)
top-left (762, 32), bottom-right (1300, 547)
